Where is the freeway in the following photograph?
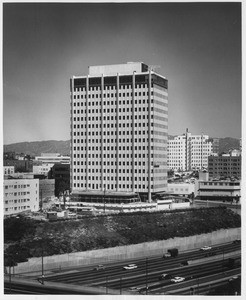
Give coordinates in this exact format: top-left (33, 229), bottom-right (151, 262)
top-left (43, 241), bottom-right (240, 295)
top-left (5, 241), bottom-right (241, 295)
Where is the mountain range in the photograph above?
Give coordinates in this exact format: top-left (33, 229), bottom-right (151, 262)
top-left (4, 137), bottom-right (240, 157)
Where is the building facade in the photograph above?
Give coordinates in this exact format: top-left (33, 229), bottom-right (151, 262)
top-left (197, 180), bottom-right (241, 202)
top-left (4, 178), bottom-right (39, 215)
top-left (70, 62), bottom-right (168, 202)
top-left (167, 182), bottom-right (196, 198)
top-left (4, 166), bottom-right (15, 176)
top-left (208, 152), bottom-right (241, 179)
top-left (168, 130), bottom-right (213, 171)
top-left (33, 164), bottom-right (54, 177)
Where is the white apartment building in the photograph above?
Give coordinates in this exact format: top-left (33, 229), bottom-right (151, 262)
top-left (168, 130), bottom-right (213, 171)
top-left (70, 62), bottom-right (168, 202)
top-left (35, 153), bottom-right (70, 164)
top-left (4, 178), bottom-right (39, 215)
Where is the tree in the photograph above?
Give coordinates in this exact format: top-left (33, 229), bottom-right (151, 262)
top-left (55, 178), bottom-right (70, 197)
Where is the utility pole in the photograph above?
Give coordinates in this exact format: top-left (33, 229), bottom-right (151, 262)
top-left (9, 265), bottom-right (11, 293)
top-left (146, 257), bottom-right (148, 294)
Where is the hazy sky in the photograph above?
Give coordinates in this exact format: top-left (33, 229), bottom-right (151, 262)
top-left (3, 2), bottom-right (241, 144)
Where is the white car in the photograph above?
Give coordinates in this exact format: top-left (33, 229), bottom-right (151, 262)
top-left (123, 264), bottom-right (137, 270)
top-left (129, 287), bottom-right (140, 291)
top-left (171, 276), bottom-right (185, 283)
top-left (200, 246), bottom-right (212, 251)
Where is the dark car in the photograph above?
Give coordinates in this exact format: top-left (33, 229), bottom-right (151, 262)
top-left (205, 251), bottom-right (216, 257)
top-left (159, 273), bottom-right (173, 280)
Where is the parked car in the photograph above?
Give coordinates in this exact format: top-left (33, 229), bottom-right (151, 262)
top-left (159, 273), bottom-right (173, 280)
top-left (123, 264), bottom-right (137, 270)
top-left (200, 246), bottom-right (212, 251)
top-left (233, 239), bottom-right (241, 244)
top-left (93, 264), bottom-right (105, 271)
top-left (171, 276), bottom-right (185, 283)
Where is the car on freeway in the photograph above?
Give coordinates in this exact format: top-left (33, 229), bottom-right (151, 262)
top-left (159, 273), bottom-right (173, 280)
top-left (171, 276), bottom-right (185, 283)
top-left (229, 275), bottom-right (240, 282)
top-left (129, 287), bottom-right (140, 291)
top-left (200, 246), bottom-right (212, 251)
top-left (123, 264), bottom-right (137, 270)
top-left (205, 251), bottom-right (216, 257)
top-left (163, 253), bottom-right (172, 258)
top-left (93, 264), bottom-right (105, 271)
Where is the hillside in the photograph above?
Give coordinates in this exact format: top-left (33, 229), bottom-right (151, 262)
top-left (218, 137), bottom-right (240, 154)
top-left (4, 207), bottom-right (240, 262)
top-left (4, 140), bottom-right (70, 156)
top-left (4, 137), bottom-right (240, 157)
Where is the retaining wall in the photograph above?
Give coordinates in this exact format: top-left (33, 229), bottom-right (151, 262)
top-left (14, 227), bottom-right (241, 274)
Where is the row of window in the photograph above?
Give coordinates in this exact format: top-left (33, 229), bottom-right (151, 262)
top-left (5, 191), bottom-right (30, 196)
top-left (5, 199), bottom-right (30, 204)
top-left (201, 182), bottom-right (240, 186)
top-left (73, 138), bottom-right (152, 144)
top-left (73, 107), bottom-right (154, 116)
top-left (73, 91), bottom-right (153, 100)
top-left (73, 153), bottom-right (154, 159)
top-left (74, 160), bottom-right (149, 166)
top-left (74, 84), bottom-right (149, 92)
top-left (73, 121), bottom-right (150, 128)
top-left (73, 98), bottom-right (153, 107)
top-left (72, 114), bottom-right (153, 123)
top-left (5, 184), bottom-right (31, 189)
top-left (73, 145), bottom-right (149, 151)
top-left (74, 168), bottom-right (149, 174)
top-left (73, 130), bottom-right (153, 137)
top-left (73, 183), bottom-right (153, 190)
top-left (74, 175), bottom-right (151, 181)
top-left (5, 206), bottom-right (30, 212)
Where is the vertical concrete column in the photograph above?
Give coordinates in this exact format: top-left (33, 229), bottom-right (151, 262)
top-left (101, 75), bottom-right (104, 191)
top-left (70, 78), bottom-right (74, 192)
top-left (116, 74), bottom-right (119, 191)
top-left (148, 71), bottom-right (152, 202)
top-left (201, 133), bottom-right (203, 169)
top-left (86, 76), bottom-right (89, 190)
top-left (132, 72), bottom-right (135, 192)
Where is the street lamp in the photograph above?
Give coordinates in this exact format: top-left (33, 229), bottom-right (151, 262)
top-left (146, 257), bottom-right (148, 294)
top-left (34, 237), bottom-right (44, 285)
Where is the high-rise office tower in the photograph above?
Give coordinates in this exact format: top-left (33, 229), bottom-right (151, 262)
top-left (70, 62), bottom-right (168, 202)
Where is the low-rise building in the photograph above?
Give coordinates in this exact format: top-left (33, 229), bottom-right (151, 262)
top-left (4, 178), bottom-right (39, 216)
top-left (35, 153), bottom-right (70, 165)
top-left (208, 150), bottom-right (241, 179)
top-left (197, 180), bottom-right (241, 203)
top-left (33, 164), bottom-right (54, 177)
top-left (4, 166), bottom-right (15, 176)
top-left (167, 182), bottom-right (196, 198)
